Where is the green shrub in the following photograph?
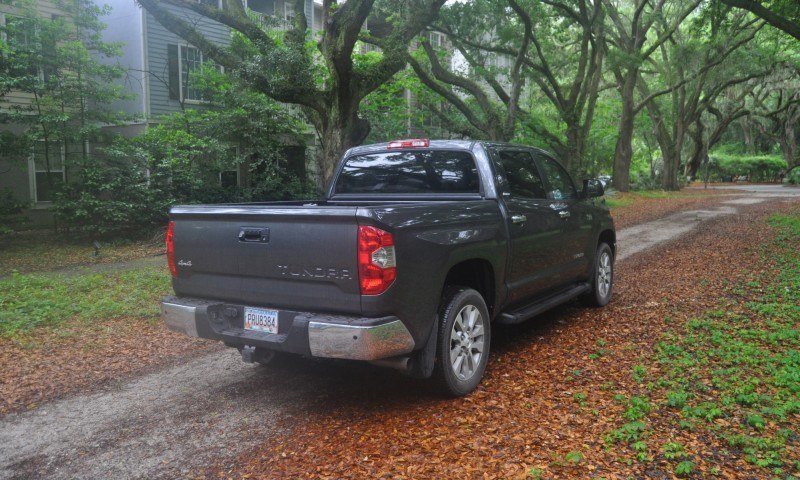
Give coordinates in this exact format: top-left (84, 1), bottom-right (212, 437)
top-left (786, 168), bottom-right (800, 185)
top-left (52, 160), bottom-right (171, 239)
top-left (0, 188), bottom-right (28, 235)
top-left (708, 151), bottom-right (787, 182)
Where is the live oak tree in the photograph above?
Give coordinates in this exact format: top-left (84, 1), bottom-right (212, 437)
top-left (636, 8), bottom-right (765, 189)
top-left (409, 0), bottom-right (605, 173)
top-left (602, 0), bottom-right (701, 191)
top-left (405, 0), bottom-right (531, 143)
top-left (135, 0), bottom-right (447, 185)
top-left (717, 0), bottom-right (800, 41)
top-left (747, 66), bottom-right (800, 169)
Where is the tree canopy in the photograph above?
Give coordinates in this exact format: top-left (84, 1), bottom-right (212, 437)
top-left (135, 0), bottom-right (447, 184)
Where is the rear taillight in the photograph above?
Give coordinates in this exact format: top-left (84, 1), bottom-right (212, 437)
top-left (166, 221), bottom-right (176, 278)
top-left (358, 225), bottom-right (396, 295)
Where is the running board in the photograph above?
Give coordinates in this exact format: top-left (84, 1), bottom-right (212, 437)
top-left (498, 283), bottom-right (590, 325)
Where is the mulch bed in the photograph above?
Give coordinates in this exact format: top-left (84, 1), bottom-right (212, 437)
top-left (0, 320), bottom-right (218, 415)
top-left (197, 199), bottom-right (796, 479)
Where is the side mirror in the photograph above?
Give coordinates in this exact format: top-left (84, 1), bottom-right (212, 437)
top-left (582, 179), bottom-right (605, 198)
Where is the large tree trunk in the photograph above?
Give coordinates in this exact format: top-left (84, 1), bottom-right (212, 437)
top-left (662, 124), bottom-right (684, 191)
top-left (739, 117), bottom-right (755, 154)
top-left (686, 118), bottom-right (706, 179)
top-left (641, 94), bottom-right (682, 191)
top-left (564, 123), bottom-right (581, 173)
top-left (612, 73), bottom-right (636, 191)
top-left (315, 103), bottom-right (370, 188)
top-left (779, 109), bottom-right (799, 169)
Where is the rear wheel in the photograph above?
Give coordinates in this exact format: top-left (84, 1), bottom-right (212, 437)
top-left (433, 287), bottom-right (491, 397)
top-left (583, 242), bottom-right (614, 307)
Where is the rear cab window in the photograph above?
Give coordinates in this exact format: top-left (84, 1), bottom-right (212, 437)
top-left (335, 150), bottom-right (481, 195)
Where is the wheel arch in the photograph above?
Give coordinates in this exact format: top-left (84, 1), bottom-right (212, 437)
top-left (442, 259), bottom-right (496, 317)
top-left (598, 229), bottom-right (616, 258)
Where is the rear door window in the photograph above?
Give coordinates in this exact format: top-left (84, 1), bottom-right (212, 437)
top-left (535, 154), bottom-right (577, 200)
top-left (335, 150), bottom-right (480, 194)
top-left (490, 149), bottom-right (547, 199)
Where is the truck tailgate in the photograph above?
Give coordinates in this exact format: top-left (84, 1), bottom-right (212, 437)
top-left (169, 205), bottom-right (362, 314)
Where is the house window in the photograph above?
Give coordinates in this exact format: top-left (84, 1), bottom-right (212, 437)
top-left (248, 0), bottom-right (275, 15)
top-left (220, 169), bottom-right (239, 188)
top-left (168, 44), bottom-right (221, 102)
top-left (180, 45), bottom-right (204, 101)
top-left (30, 142), bottom-right (66, 203)
top-left (284, 1), bottom-right (294, 22)
top-left (428, 32), bottom-right (444, 48)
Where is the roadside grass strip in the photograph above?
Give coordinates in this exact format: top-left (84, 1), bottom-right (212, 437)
top-left (0, 266), bottom-right (170, 337)
top-left (604, 211), bottom-right (800, 478)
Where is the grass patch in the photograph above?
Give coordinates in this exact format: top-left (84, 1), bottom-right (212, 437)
top-left (606, 190), bottom-right (676, 211)
top-left (632, 190), bottom-right (670, 199)
top-left (0, 266), bottom-right (170, 336)
top-left (605, 196), bottom-right (634, 209)
top-left (0, 231), bottom-right (164, 275)
top-left (602, 210), bottom-right (800, 474)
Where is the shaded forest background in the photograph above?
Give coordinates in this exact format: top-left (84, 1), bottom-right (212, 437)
top-left (1, 0), bottom-right (799, 237)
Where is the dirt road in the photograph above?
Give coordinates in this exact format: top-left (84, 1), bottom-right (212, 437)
top-left (1, 189), bottom-right (798, 479)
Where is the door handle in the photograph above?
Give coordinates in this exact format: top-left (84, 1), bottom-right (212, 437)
top-left (511, 214), bottom-right (527, 224)
top-left (238, 227), bottom-right (270, 243)
top-left (558, 211), bottom-right (571, 219)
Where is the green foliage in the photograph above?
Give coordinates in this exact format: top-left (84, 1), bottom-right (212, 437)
top-left (708, 149), bottom-right (788, 182)
top-left (0, 266), bottom-right (169, 336)
top-left (0, 188), bottom-right (28, 235)
top-left (51, 158), bottom-right (170, 238)
top-left (604, 420), bottom-right (647, 445)
top-left (602, 210), bottom-right (800, 473)
top-left (675, 460), bottom-right (695, 477)
top-left (362, 71), bottom-right (415, 143)
top-left (786, 168), bottom-right (800, 185)
top-left (666, 390), bottom-right (689, 408)
top-left (624, 396), bottom-right (652, 421)
top-left (632, 365), bottom-right (648, 383)
top-left (746, 413), bottom-right (766, 431)
top-left (564, 451), bottom-right (584, 464)
top-left (51, 66), bottom-right (312, 237)
top-left (0, 0), bottom-right (131, 154)
top-left (662, 441), bottom-right (686, 460)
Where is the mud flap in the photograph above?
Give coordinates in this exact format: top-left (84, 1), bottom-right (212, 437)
top-left (407, 318), bottom-right (437, 379)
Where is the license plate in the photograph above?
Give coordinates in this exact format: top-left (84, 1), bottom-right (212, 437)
top-left (243, 307), bottom-right (278, 334)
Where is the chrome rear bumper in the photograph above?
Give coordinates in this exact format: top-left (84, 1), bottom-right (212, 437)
top-left (308, 320), bottom-right (415, 360)
top-left (160, 296), bottom-right (415, 361)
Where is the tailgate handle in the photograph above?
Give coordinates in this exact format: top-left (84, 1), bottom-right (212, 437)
top-left (239, 227), bottom-right (270, 243)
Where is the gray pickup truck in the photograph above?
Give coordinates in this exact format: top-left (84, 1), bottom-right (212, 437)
top-left (162, 139), bottom-right (615, 396)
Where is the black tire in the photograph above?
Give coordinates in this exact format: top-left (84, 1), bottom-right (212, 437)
top-left (582, 242), bottom-right (614, 307)
top-left (433, 287), bottom-right (491, 397)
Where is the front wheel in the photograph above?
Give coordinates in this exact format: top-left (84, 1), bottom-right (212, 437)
top-left (583, 242), bottom-right (614, 307)
top-left (433, 287), bottom-right (491, 397)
